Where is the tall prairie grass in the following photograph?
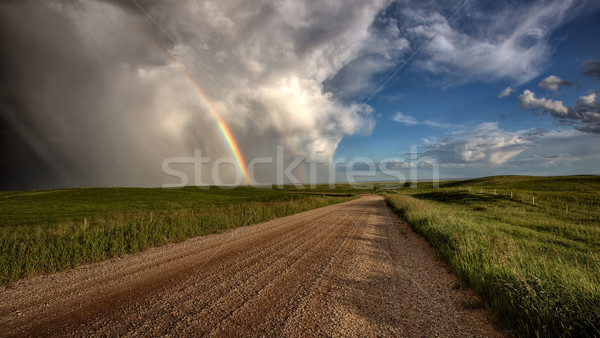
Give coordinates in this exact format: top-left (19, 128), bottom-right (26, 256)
top-left (0, 187), bottom-right (352, 284)
top-left (385, 175), bottom-right (600, 336)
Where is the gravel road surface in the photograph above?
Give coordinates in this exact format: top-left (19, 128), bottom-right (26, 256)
top-left (0, 195), bottom-right (506, 337)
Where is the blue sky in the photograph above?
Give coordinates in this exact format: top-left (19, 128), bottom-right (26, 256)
top-left (1, 0), bottom-right (599, 189)
top-left (334, 1), bottom-right (600, 179)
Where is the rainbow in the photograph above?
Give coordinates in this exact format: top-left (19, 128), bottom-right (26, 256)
top-left (132, 27), bottom-right (251, 185)
top-left (175, 68), bottom-right (251, 185)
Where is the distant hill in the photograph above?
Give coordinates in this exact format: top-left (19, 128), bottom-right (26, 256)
top-left (441, 175), bottom-right (600, 192)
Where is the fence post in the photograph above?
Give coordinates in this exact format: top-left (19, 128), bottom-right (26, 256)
top-left (532, 196), bottom-right (535, 206)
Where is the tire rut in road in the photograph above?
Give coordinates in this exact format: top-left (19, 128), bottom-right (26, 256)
top-left (205, 206), bottom-right (364, 336)
top-left (139, 212), bottom-right (348, 336)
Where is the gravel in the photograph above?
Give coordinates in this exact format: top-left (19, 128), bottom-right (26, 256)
top-left (0, 195), bottom-right (508, 337)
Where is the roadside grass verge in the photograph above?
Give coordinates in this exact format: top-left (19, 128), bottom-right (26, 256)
top-left (385, 178), bottom-right (600, 336)
top-left (0, 187), bottom-right (353, 285)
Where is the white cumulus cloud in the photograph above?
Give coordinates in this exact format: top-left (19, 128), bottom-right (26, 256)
top-left (424, 122), bottom-right (533, 165)
top-left (538, 75), bottom-right (572, 91)
top-left (518, 89), bottom-right (570, 116)
top-left (519, 90), bottom-right (600, 133)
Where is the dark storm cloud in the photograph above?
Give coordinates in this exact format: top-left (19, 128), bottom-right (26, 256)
top-left (582, 59), bottom-right (600, 79)
top-left (0, 0), bottom-right (389, 190)
top-left (0, 2), bottom-right (93, 189)
top-left (0, 1), bottom-right (181, 189)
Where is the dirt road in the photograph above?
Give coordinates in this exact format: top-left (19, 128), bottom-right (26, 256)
top-left (0, 195), bottom-right (506, 336)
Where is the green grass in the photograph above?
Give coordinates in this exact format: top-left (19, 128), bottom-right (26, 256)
top-left (385, 175), bottom-right (600, 337)
top-left (0, 186), bottom-right (354, 285)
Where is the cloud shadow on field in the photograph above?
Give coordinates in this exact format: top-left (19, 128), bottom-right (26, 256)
top-left (413, 191), bottom-right (506, 205)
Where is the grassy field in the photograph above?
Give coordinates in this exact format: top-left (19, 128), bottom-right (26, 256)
top-left (3, 176), bottom-right (599, 335)
top-left (385, 175), bottom-right (600, 336)
top-left (0, 186), bottom-right (354, 285)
